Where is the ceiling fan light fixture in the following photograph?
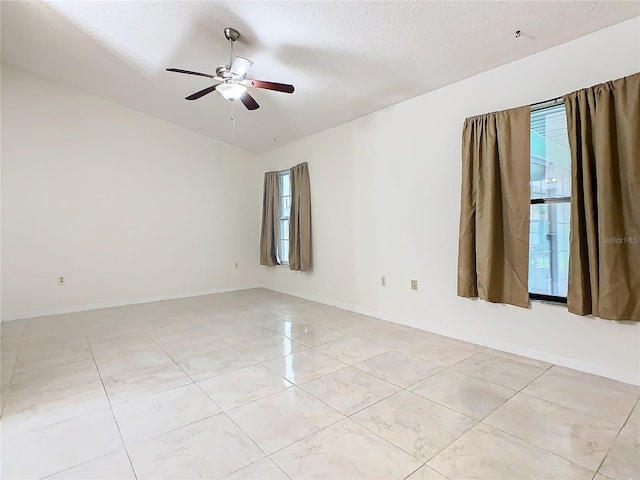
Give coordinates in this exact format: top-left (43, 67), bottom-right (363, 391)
top-left (230, 57), bottom-right (253, 78)
top-left (217, 82), bottom-right (246, 101)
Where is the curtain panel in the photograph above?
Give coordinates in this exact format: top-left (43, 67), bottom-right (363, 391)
top-left (289, 162), bottom-right (312, 271)
top-left (457, 106), bottom-right (531, 308)
top-left (259, 171), bottom-right (280, 266)
top-left (564, 72), bottom-right (640, 321)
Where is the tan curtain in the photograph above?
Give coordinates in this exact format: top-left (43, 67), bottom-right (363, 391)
top-left (289, 162), bottom-right (312, 271)
top-left (564, 73), bottom-right (640, 321)
top-left (260, 171), bottom-right (280, 266)
top-left (457, 106), bottom-right (531, 308)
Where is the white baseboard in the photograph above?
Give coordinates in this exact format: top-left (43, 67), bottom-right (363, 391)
top-left (1, 285), bottom-right (260, 323)
top-left (263, 286), bottom-right (640, 387)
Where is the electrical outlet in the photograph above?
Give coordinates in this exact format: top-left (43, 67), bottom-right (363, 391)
top-left (58, 276), bottom-right (65, 285)
top-left (410, 279), bottom-right (418, 291)
top-left (381, 275), bottom-right (386, 287)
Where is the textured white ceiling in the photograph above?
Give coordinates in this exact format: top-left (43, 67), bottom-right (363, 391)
top-left (2, 1), bottom-right (638, 152)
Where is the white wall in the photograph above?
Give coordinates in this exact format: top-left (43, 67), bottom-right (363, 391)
top-left (257, 18), bottom-right (640, 385)
top-left (1, 64), bottom-right (259, 320)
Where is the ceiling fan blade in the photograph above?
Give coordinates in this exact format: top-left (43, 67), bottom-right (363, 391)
top-left (185, 85), bottom-right (218, 100)
top-left (240, 91), bottom-right (260, 110)
top-left (167, 68), bottom-right (215, 79)
top-left (230, 57), bottom-right (253, 77)
top-left (243, 79), bottom-right (295, 94)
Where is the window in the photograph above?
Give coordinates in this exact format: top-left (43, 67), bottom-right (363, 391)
top-left (277, 171), bottom-right (291, 265)
top-left (529, 102), bottom-right (571, 302)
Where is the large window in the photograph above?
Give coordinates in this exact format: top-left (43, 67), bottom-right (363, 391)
top-left (277, 171), bottom-right (291, 266)
top-left (529, 102), bottom-right (571, 302)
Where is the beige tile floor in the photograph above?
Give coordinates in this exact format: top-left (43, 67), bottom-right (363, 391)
top-left (1, 289), bottom-right (638, 480)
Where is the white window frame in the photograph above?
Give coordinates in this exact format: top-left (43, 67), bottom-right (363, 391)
top-left (529, 100), bottom-right (570, 304)
top-left (277, 171), bottom-right (291, 266)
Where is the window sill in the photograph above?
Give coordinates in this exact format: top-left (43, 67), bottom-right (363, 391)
top-left (530, 297), bottom-right (567, 308)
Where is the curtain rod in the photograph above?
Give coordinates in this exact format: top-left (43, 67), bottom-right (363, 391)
top-left (531, 95), bottom-right (563, 112)
top-left (265, 167), bottom-right (291, 175)
top-left (269, 162), bottom-right (306, 174)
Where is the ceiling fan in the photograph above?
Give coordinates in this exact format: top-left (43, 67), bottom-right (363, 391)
top-left (166, 27), bottom-right (294, 111)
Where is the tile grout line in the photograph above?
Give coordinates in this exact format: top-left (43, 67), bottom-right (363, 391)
top-left (0, 323), bottom-right (27, 419)
top-left (149, 334), bottom-right (287, 477)
top-left (266, 315), bottom-right (637, 477)
top-left (441, 350), bottom-right (549, 390)
top-left (10, 309), bottom-right (342, 478)
top-left (253, 344), bottom-right (476, 471)
top-left (343, 368), bottom-right (479, 470)
top-left (265, 356), bottom-right (471, 477)
top-left (414, 347), bottom-right (631, 427)
top-left (82, 320), bottom-right (139, 480)
top-left (4, 320), bottom-right (28, 388)
top-left (474, 418), bottom-right (605, 476)
top-left (509, 367), bottom-right (640, 424)
top-left (398, 353), bottom-right (615, 476)
top-left (8, 296), bottom-right (638, 480)
top-left (222, 456), bottom-right (293, 480)
top-left (329, 347), bottom-right (587, 475)
top-left (467, 361), bottom-right (619, 474)
top-left (401, 383), bottom-right (494, 468)
top-left (199, 349), bottom-right (304, 480)
top-left (350, 351), bottom-right (444, 388)
top-left (119, 411), bottom-right (220, 447)
top-left (592, 394), bottom-right (639, 478)
top-left (226, 339), bottom-right (548, 475)
top-left (182, 344), bottom-right (363, 472)
top-left (474, 358), bottom-right (555, 422)
top-left (264, 414), bottom-right (347, 458)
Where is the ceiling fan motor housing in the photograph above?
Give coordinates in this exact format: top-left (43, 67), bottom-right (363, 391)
top-left (215, 65), bottom-right (233, 79)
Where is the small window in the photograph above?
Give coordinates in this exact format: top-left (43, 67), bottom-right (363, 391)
top-left (529, 103), bottom-right (571, 303)
top-left (277, 171), bottom-right (291, 265)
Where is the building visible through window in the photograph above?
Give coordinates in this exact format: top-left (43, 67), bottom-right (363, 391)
top-left (277, 171), bottom-right (291, 265)
top-left (529, 103), bottom-right (571, 302)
